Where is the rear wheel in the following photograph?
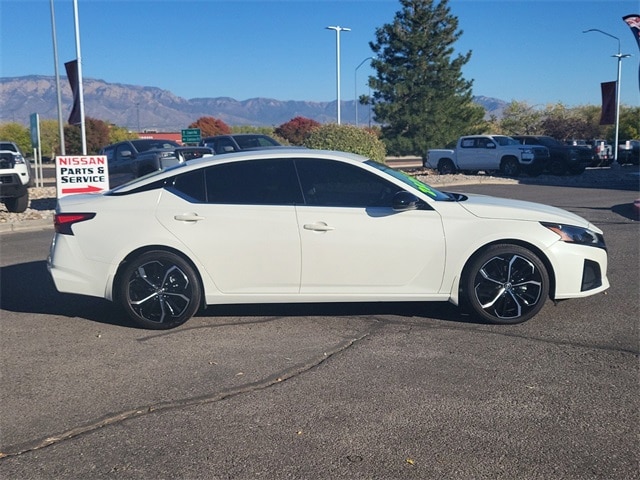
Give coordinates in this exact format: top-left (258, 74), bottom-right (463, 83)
top-left (462, 245), bottom-right (549, 325)
top-left (438, 159), bottom-right (456, 175)
top-left (116, 250), bottom-right (202, 329)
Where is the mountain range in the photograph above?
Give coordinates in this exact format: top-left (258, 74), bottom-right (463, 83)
top-left (0, 75), bottom-right (507, 131)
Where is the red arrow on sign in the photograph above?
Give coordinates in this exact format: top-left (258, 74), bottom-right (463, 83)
top-left (60, 185), bottom-right (104, 195)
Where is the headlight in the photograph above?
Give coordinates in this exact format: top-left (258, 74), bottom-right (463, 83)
top-left (541, 222), bottom-right (606, 249)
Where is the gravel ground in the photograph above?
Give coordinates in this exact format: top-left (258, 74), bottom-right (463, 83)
top-left (1, 165), bottom-right (638, 227)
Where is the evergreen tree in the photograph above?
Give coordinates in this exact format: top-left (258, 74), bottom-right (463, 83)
top-left (369, 0), bottom-right (485, 156)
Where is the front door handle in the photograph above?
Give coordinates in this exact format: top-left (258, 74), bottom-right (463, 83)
top-left (303, 222), bottom-right (335, 232)
top-left (174, 213), bottom-right (205, 223)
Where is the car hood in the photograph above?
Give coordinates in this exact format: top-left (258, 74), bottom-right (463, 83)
top-left (456, 193), bottom-right (591, 227)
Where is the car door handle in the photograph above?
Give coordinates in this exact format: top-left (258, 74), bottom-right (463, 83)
top-left (174, 213), bottom-right (205, 222)
top-left (303, 222), bottom-right (335, 232)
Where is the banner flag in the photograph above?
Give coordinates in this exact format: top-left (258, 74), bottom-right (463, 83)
top-left (623, 14), bottom-right (640, 49)
top-left (64, 59), bottom-right (81, 125)
top-left (599, 81), bottom-right (616, 125)
top-left (623, 14), bottom-right (640, 93)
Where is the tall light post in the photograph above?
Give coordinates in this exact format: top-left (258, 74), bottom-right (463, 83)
top-left (326, 26), bottom-right (350, 124)
top-left (583, 29), bottom-right (631, 165)
top-left (355, 56), bottom-right (373, 127)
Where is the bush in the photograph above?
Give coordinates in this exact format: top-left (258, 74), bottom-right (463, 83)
top-left (275, 116), bottom-right (320, 145)
top-left (303, 124), bottom-right (386, 163)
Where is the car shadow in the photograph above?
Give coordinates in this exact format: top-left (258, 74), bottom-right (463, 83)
top-left (0, 260), bottom-right (131, 327)
top-left (1, 261), bottom-right (480, 328)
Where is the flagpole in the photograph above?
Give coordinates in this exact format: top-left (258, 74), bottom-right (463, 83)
top-left (72, 0), bottom-right (87, 154)
top-left (49, 0), bottom-right (66, 155)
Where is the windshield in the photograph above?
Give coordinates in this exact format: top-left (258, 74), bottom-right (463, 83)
top-left (365, 160), bottom-right (451, 201)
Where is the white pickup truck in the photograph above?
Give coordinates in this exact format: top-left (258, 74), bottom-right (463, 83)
top-left (424, 135), bottom-right (549, 176)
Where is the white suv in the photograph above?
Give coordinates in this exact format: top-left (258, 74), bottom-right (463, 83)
top-left (0, 141), bottom-right (32, 213)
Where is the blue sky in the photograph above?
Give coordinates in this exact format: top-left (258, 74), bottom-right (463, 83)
top-left (1, 0), bottom-right (639, 108)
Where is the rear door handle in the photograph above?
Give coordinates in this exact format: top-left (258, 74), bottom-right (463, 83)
top-left (174, 213), bottom-right (205, 222)
top-left (303, 222), bottom-right (335, 232)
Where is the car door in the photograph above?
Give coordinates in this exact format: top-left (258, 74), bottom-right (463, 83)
top-left (294, 158), bottom-right (446, 295)
top-left (155, 159), bottom-right (303, 294)
top-left (456, 137), bottom-right (495, 171)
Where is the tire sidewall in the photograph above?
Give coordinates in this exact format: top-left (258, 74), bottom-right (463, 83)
top-left (116, 250), bottom-right (202, 329)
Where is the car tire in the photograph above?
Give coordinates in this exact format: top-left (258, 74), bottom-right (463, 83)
top-left (549, 159), bottom-right (566, 176)
top-left (500, 158), bottom-right (520, 177)
top-left (116, 250), bottom-right (202, 329)
top-left (462, 244), bottom-right (549, 325)
top-left (568, 165), bottom-right (586, 175)
top-left (438, 159), bottom-right (456, 175)
top-left (4, 192), bottom-right (29, 213)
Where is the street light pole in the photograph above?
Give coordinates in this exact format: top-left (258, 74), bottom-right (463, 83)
top-left (583, 29), bottom-right (631, 165)
top-left (355, 57), bottom-right (373, 127)
top-left (326, 26), bottom-right (350, 124)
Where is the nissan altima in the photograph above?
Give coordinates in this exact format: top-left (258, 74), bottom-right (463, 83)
top-left (48, 149), bottom-right (609, 329)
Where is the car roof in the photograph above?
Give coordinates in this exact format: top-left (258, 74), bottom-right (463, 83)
top-left (111, 149), bottom-right (369, 193)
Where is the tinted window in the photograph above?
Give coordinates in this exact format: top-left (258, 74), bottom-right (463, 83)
top-left (172, 169), bottom-right (207, 202)
top-left (205, 159), bottom-right (302, 205)
top-left (295, 158), bottom-right (401, 208)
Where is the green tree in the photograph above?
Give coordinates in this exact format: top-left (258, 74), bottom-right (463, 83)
top-left (498, 101), bottom-right (544, 136)
top-left (108, 124), bottom-right (138, 144)
top-left (63, 117), bottom-right (111, 154)
top-left (0, 122), bottom-right (30, 154)
top-left (303, 124), bottom-right (386, 163)
top-left (189, 116), bottom-right (231, 137)
top-left (368, 0), bottom-right (485, 156)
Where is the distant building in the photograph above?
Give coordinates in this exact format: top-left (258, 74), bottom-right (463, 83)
top-left (137, 131), bottom-right (183, 144)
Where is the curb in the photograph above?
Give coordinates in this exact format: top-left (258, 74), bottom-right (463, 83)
top-left (0, 218), bottom-right (53, 234)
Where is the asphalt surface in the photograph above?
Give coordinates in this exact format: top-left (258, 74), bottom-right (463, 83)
top-left (0, 182), bottom-right (638, 479)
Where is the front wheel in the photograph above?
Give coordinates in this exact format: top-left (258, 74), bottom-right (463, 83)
top-left (4, 192), bottom-right (29, 213)
top-left (116, 250), bottom-right (202, 329)
top-left (438, 159), bottom-right (456, 175)
top-left (462, 245), bottom-right (549, 325)
top-left (500, 158), bottom-right (520, 177)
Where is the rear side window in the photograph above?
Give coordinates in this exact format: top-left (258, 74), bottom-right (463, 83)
top-left (205, 159), bottom-right (302, 205)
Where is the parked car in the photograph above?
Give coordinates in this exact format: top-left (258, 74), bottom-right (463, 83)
top-left (99, 139), bottom-right (212, 187)
top-left (589, 139), bottom-right (613, 166)
top-left (512, 135), bottom-right (594, 175)
top-left (48, 149), bottom-right (609, 330)
top-left (0, 141), bottom-right (33, 213)
top-left (618, 139), bottom-right (640, 165)
top-left (199, 134), bottom-right (281, 154)
top-left (425, 135), bottom-right (549, 177)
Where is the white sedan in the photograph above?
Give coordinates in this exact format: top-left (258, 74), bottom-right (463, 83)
top-left (48, 149), bottom-right (609, 329)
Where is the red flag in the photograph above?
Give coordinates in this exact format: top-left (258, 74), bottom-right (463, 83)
top-left (599, 81), bottom-right (616, 125)
top-left (623, 14), bottom-right (640, 93)
top-left (64, 59), bottom-right (81, 125)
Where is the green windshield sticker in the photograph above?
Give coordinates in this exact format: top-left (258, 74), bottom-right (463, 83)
top-left (407, 177), bottom-right (436, 197)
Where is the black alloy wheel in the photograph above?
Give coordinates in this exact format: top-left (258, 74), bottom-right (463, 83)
top-left (463, 245), bottom-right (549, 325)
top-left (117, 250), bottom-right (202, 329)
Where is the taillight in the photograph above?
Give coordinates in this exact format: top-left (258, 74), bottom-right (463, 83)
top-left (54, 213), bottom-right (96, 235)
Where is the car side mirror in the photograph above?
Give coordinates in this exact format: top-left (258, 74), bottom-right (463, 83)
top-left (392, 191), bottom-right (420, 211)
top-left (486, 142), bottom-right (496, 149)
top-left (120, 150), bottom-right (132, 158)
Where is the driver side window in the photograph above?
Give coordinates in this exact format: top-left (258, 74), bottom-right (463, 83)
top-left (295, 159), bottom-right (402, 208)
